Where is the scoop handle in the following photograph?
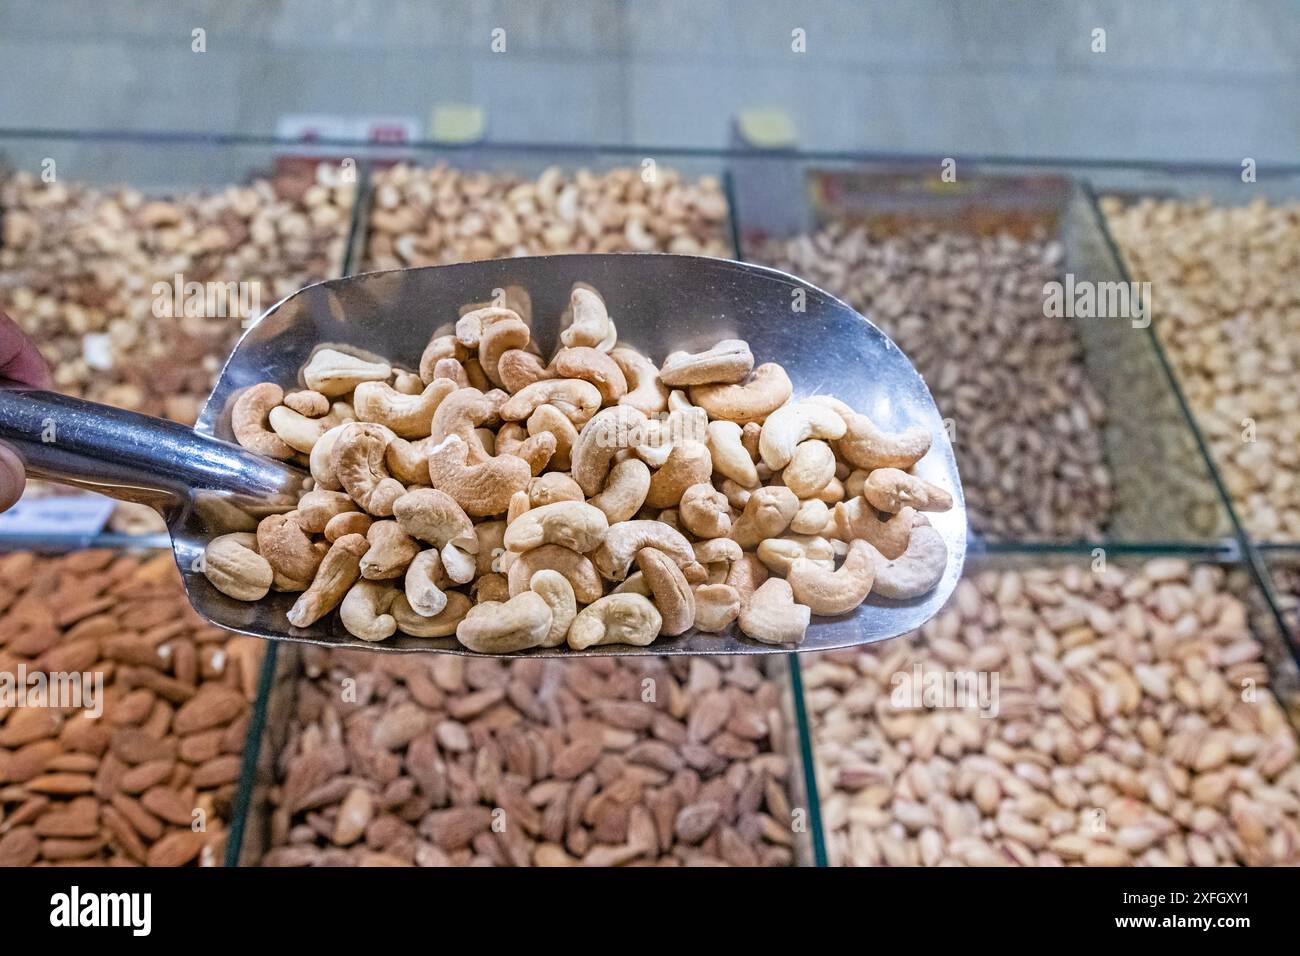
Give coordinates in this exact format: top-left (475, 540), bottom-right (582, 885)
top-left (0, 389), bottom-right (302, 512)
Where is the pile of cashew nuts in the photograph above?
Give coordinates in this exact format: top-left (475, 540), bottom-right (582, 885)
top-left (202, 283), bottom-right (954, 652)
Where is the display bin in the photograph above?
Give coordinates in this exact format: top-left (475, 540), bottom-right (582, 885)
top-left (795, 547), bottom-right (1300, 867)
top-left (729, 155), bottom-right (1234, 550)
top-left (2, 132), bottom-right (1298, 869)
top-left (0, 132), bottom-right (357, 543)
top-left (1090, 164), bottom-right (1300, 546)
top-left (227, 645), bottom-right (822, 867)
top-left (0, 543), bottom-right (264, 867)
top-left (355, 146), bottom-right (736, 274)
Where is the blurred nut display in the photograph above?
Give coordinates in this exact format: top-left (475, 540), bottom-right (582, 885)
top-left (364, 163), bottom-right (731, 269)
top-left (262, 652), bottom-right (803, 866)
top-left (1103, 197), bottom-right (1300, 540)
top-left (755, 223), bottom-right (1112, 541)
top-left (0, 550), bottom-right (263, 866)
top-left (805, 560), bottom-right (1300, 866)
top-left (0, 166), bottom-right (354, 424)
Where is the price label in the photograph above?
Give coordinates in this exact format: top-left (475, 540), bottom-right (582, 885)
top-left (0, 493), bottom-right (115, 537)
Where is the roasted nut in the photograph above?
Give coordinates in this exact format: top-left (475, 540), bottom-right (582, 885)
top-left (567, 593), bottom-right (662, 650)
top-left (738, 578), bottom-right (810, 645)
top-left (456, 592), bottom-right (552, 654)
top-left (202, 533), bottom-right (274, 601)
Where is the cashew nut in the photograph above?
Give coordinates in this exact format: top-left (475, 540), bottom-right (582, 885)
top-left (809, 395), bottom-right (932, 471)
top-left (404, 549), bottom-right (449, 617)
top-left (426, 434), bottom-right (531, 517)
top-left (333, 422), bottom-right (405, 516)
top-left (529, 472), bottom-right (584, 507)
top-left (679, 483), bottom-right (731, 539)
top-left (310, 424), bottom-right (349, 490)
top-left (500, 378), bottom-right (601, 427)
top-left (790, 498), bottom-right (831, 535)
top-left (730, 485), bottom-right (799, 549)
top-left (571, 405), bottom-right (647, 496)
top-left (456, 591), bottom-right (552, 654)
top-left (528, 569), bottom-right (576, 647)
top-left (756, 535), bottom-right (836, 576)
top-left (339, 579), bottom-right (399, 642)
top-left (256, 512), bottom-right (326, 590)
top-left (862, 468), bottom-right (953, 513)
top-left (506, 545), bottom-right (605, 604)
top-left (296, 489), bottom-right (357, 534)
top-left (737, 578), bottom-right (810, 645)
top-left (660, 339), bottom-right (753, 387)
top-left (393, 590), bottom-right (470, 637)
top-left (567, 593), bottom-right (662, 650)
top-left (359, 520), bottom-right (420, 580)
top-left (611, 347), bottom-right (668, 416)
top-left (527, 404), bottom-right (578, 471)
top-left (593, 520), bottom-right (706, 583)
top-left (693, 583), bottom-right (741, 633)
top-left (782, 440), bottom-right (836, 498)
top-left (498, 349), bottom-right (552, 394)
top-left (284, 389), bottom-right (330, 417)
top-left (832, 498), bottom-right (918, 560)
top-left (418, 333), bottom-right (467, 383)
top-left (587, 458), bottom-right (651, 524)
top-left (706, 420), bottom-right (759, 487)
top-left (689, 363), bottom-right (792, 424)
top-left (475, 310), bottom-right (531, 388)
top-left (645, 440), bottom-right (712, 509)
top-left (231, 383), bottom-right (295, 460)
top-left (353, 378), bottom-right (456, 438)
top-left (635, 547), bottom-right (695, 636)
top-left (202, 532), bottom-right (274, 601)
top-left (560, 287), bottom-right (612, 349)
top-left (759, 401), bottom-right (847, 470)
top-left (324, 511), bottom-right (372, 541)
top-left (867, 524), bottom-right (948, 600)
top-left (551, 347), bottom-right (627, 404)
top-left (303, 348), bottom-right (392, 397)
top-left (287, 532), bottom-right (369, 627)
top-left (504, 500), bottom-right (609, 554)
top-left (787, 539), bottom-right (876, 614)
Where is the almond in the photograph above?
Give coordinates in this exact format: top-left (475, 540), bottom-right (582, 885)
top-left (173, 686), bottom-right (244, 734)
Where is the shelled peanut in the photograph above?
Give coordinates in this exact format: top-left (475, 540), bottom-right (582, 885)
top-left (208, 283), bottom-right (954, 650)
top-left (262, 651), bottom-right (802, 866)
top-left (1102, 197), bottom-right (1300, 540)
top-left (0, 550), bottom-right (264, 866)
top-left (364, 163), bottom-right (731, 269)
top-left (805, 560), bottom-right (1300, 867)
top-left (0, 165), bottom-right (353, 424)
top-left (754, 224), bottom-right (1113, 541)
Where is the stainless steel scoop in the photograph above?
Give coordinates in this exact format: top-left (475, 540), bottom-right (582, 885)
top-left (0, 254), bottom-right (965, 655)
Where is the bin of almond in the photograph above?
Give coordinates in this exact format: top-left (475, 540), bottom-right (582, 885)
top-left (802, 556), bottom-right (1300, 866)
top-left (204, 276), bottom-right (958, 653)
top-left (237, 646), bottom-right (814, 866)
top-left (0, 549), bottom-right (263, 866)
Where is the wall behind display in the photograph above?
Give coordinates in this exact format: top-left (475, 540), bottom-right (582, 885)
top-left (0, 0), bottom-right (1295, 172)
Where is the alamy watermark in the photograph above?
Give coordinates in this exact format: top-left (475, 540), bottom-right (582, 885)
top-left (1, 665), bottom-right (104, 718)
top-left (891, 663), bottom-right (1000, 718)
top-left (152, 273), bottom-right (262, 326)
top-left (1042, 273), bottom-right (1150, 328)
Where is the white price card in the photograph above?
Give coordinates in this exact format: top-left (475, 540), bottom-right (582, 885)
top-left (0, 492), bottom-right (115, 537)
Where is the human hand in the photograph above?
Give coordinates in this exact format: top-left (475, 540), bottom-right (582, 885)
top-left (0, 309), bottom-right (54, 511)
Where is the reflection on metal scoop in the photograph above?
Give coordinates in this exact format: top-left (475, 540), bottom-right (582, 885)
top-left (0, 254), bottom-right (965, 656)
